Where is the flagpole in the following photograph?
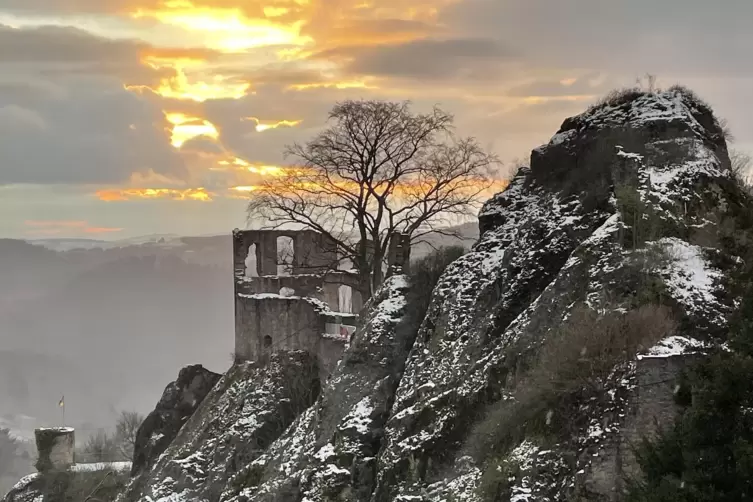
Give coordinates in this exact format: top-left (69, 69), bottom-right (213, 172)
top-left (59, 395), bottom-right (65, 427)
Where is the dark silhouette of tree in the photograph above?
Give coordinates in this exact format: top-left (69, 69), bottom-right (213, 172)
top-left (248, 100), bottom-right (499, 297)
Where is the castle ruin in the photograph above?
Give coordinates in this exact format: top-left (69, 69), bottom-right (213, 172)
top-left (233, 229), bottom-right (411, 379)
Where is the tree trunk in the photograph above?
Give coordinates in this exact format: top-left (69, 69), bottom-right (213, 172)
top-left (371, 251), bottom-right (384, 294)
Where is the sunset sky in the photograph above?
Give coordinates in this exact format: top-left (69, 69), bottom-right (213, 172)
top-left (1, 0), bottom-right (752, 240)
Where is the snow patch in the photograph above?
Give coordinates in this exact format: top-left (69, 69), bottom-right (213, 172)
top-left (340, 397), bottom-right (373, 434)
top-left (639, 335), bottom-right (707, 359)
top-left (658, 237), bottom-right (724, 324)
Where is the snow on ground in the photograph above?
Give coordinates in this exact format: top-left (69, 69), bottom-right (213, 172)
top-left (7, 473), bottom-right (39, 493)
top-left (339, 397), bottom-right (373, 435)
top-left (72, 461), bottom-right (132, 472)
top-left (364, 275), bottom-right (408, 335)
top-left (639, 335), bottom-right (708, 359)
top-left (658, 237), bottom-right (724, 325)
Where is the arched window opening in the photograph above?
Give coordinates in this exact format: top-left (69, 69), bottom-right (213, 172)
top-left (244, 243), bottom-right (259, 278)
top-left (338, 285), bottom-right (353, 313)
top-left (277, 236), bottom-right (294, 276)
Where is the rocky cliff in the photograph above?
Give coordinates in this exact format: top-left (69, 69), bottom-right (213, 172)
top-left (117, 88), bottom-right (748, 502)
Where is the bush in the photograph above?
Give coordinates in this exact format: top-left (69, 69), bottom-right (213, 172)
top-left (626, 352), bottom-right (753, 502)
top-left (587, 87), bottom-right (649, 113)
top-left (470, 305), bottom-right (676, 463)
top-left (79, 430), bottom-right (119, 464)
top-left (37, 468), bottom-right (129, 502)
top-left (0, 429), bottom-right (32, 495)
top-left (665, 85), bottom-right (714, 115)
top-left (114, 410), bottom-right (144, 461)
top-left (477, 456), bottom-right (520, 502)
top-left (730, 149), bottom-right (753, 194)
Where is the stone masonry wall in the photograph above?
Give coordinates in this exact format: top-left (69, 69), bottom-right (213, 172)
top-left (234, 295), bottom-right (346, 379)
top-left (34, 427), bottom-right (75, 472)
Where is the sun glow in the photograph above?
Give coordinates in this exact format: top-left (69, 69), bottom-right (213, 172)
top-left (165, 112), bottom-right (220, 148)
top-left (288, 79), bottom-right (377, 91)
top-left (127, 56), bottom-right (251, 102)
top-left (244, 117), bottom-right (303, 132)
top-left (216, 157), bottom-right (286, 176)
top-left (131, 1), bottom-right (311, 53)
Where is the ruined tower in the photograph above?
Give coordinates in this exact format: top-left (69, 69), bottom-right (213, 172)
top-left (232, 229), bottom-right (362, 378)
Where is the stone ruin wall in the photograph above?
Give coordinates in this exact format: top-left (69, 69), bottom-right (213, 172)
top-left (232, 229), bottom-right (366, 379)
top-left (584, 354), bottom-right (700, 500)
top-left (232, 229), bottom-right (412, 380)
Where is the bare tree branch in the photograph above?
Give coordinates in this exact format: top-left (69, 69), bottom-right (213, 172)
top-left (247, 99), bottom-right (500, 297)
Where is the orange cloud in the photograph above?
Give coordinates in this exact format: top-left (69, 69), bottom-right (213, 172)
top-left (243, 117), bottom-right (303, 132)
top-left (127, 55), bottom-right (251, 102)
top-left (24, 220), bottom-right (123, 236)
top-left (287, 78), bottom-right (378, 91)
top-left (96, 187), bottom-right (215, 202)
top-left (215, 157), bottom-right (286, 176)
top-left (227, 185), bottom-right (261, 198)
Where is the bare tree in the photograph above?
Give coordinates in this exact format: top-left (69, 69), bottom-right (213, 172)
top-left (247, 100), bottom-right (499, 297)
top-left (82, 430), bottom-right (118, 463)
top-left (115, 411), bottom-right (143, 461)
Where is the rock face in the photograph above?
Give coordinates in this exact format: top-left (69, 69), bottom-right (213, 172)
top-left (121, 89), bottom-right (747, 502)
top-left (121, 352), bottom-right (320, 502)
top-left (130, 364), bottom-right (221, 477)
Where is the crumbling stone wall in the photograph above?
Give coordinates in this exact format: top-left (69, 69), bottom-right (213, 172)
top-left (235, 271), bottom-right (364, 313)
top-left (388, 233), bottom-right (411, 275)
top-left (233, 229), bottom-right (339, 277)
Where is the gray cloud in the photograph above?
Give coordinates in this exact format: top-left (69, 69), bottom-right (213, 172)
top-left (504, 73), bottom-right (616, 98)
top-left (441, 0), bottom-right (753, 77)
top-left (0, 80), bottom-right (185, 185)
top-left (0, 24), bottom-right (145, 62)
top-left (312, 38), bottom-right (517, 80)
top-left (0, 25), bottom-right (186, 185)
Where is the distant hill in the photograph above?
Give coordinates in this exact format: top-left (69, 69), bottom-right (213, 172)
top-left (1, 222), bottom-right (481, 433)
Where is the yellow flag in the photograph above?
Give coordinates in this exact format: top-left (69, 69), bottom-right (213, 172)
top-left (58, 396), bottom-right (64, 407)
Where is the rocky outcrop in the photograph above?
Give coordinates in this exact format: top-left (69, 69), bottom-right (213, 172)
top-left (121, 352), bottom-right (320, 502)
top-left (373, 89), bottom-right (738, 501)
top-left (131, 364), bottom-right (221, 477)
top-left (122, 88), bottom-right (748, 502)
top-left (227, 275), bottom-right (412, 502)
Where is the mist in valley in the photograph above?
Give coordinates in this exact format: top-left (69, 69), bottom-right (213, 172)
top-left (0, 224), bottom-right (478, 447)
top-left (0, 235), bottom-right (235, 444)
